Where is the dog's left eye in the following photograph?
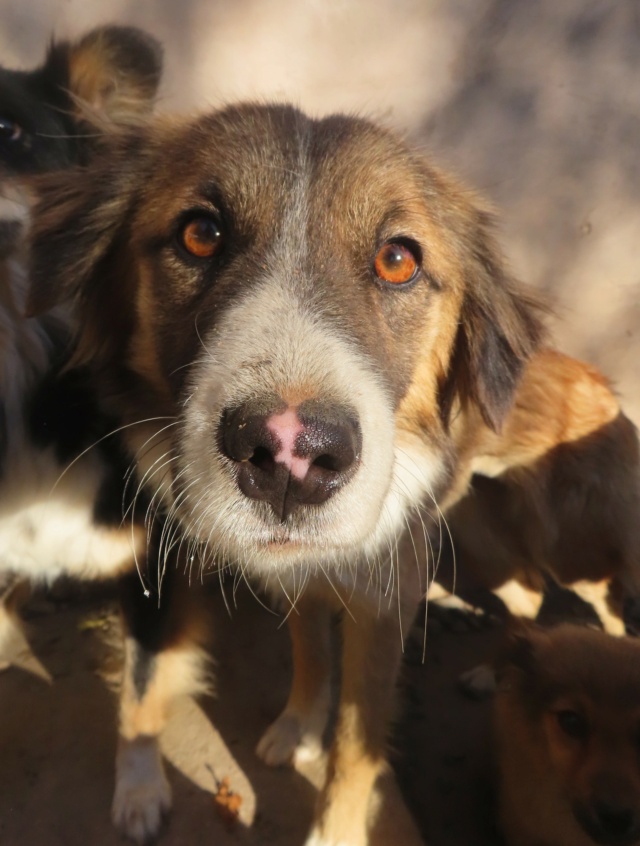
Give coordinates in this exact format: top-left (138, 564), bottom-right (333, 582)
top-left (556, 709), bottom-right (588, 740)
top-left (374, 240), bottom-right (421, 286)
top-left (178, 215), bottom-right (223, 259)
top-left (0, 117), bottom-right (24, 144)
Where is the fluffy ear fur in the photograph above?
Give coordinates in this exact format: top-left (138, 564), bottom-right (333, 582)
top-left (439, 208), bottom-right (545, 432)
top-left (45, 25), bottom-right (163, 124)
top-left (495, 621), bottom-right (545, 695)
top-left (27, 131), bottom-right (145, 317)
top-left (26, 27), bottom-right (161, 314)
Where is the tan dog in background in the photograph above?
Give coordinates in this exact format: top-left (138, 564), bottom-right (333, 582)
top-left (434, 347), bottom-right (640, 636)
top-left (495, 624), bottom-right (640, 846)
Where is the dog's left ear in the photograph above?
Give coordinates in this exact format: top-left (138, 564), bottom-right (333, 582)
top-left (27, 130), bottom-right (146, 319)
top-left (46, 25), bottom-right (163, 123)
top-left (439, 208), bottom-right (545, 432)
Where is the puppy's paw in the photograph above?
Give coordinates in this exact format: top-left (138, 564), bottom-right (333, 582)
top-left (0, 601), bottom-right (25, 666)
top-left (256, 710), bottom-right (324, 767)
top-left (458, 663), bottom-right (497, 700)
top-left (112, 737), bottom-right (171, 844)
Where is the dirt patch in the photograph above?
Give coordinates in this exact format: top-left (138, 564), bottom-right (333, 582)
top-left (0, 586), bottom-right (505, 845)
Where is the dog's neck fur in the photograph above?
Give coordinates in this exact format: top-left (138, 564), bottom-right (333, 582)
top-left (0, 245), bottom-right (70, 464)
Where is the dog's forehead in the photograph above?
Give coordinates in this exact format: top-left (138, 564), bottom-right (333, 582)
top-left (537, 630), bottom-right (640, 708)
top-left (140, 105), bottom-right (433, 233)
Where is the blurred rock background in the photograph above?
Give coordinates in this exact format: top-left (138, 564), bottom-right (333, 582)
top-left (2, 0), bottom-right (638, 419)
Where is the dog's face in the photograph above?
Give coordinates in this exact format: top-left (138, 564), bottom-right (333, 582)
top-left (29, 104), bottom-right (541, 576)
top-left (501, 626), bottom-right (640, 846)
top-left (0, 26), bottom-right (162, 249)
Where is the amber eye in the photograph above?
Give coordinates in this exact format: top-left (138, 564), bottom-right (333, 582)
top-left (179, 215), bottom-right (223, 259)
top-left (374, 241), bottom-right (420, 286)
top-left (556, 709), bottom-right (588, 740)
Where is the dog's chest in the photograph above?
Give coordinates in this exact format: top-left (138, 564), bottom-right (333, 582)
top-left (0, 447), bottom-right (134, 581)
top-left (0, 259), bottom-right (137, 581)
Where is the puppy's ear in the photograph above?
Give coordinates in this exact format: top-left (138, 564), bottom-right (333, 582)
top-left (439, 209), bottom-right (544, 432)
top-left (46, 26), bottom-right (163, 123)
top-left (27, 131), bottom-right (145, 317)
top-left (495, 621), bottom-right (546, 691)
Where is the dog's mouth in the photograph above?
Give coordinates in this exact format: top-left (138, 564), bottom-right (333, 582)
top-left (265, 526), bottom-right (296, 547)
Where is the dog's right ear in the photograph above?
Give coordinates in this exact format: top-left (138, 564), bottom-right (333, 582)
top-left (46, 25), bottom-right (163, 123)
top-left (27, 130), bottom-right (145, 317)
top-left (496, 621), bottom-right (546, 688)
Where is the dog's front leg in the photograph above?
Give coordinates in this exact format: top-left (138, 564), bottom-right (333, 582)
top-left (0, 574), bottom-right (29, 670)
top-left (257, 591), bottom-right (332, 766)
top-left (112, 555), bottom-right (209, 844)
top-left (305, 604), bottom-right (408, 846)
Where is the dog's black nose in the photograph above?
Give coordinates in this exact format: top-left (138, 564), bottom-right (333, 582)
top-left (596, 803), bottom-right (637, 841)
top-left (219, 398), bottom-right (361, 520)
top-left (577, 800), bottom-right (640, 846)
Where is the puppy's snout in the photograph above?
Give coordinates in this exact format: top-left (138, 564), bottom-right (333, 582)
top-left (220, 399), bottom-right (361, 520)
top-left (577, 799), bottom-right (640, 846)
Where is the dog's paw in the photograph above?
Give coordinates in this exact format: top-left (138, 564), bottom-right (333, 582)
top-left (112, 738), bottom-right (171, 844)
top-left (256, 710), bottom-right (324, 767)
top-left (0, 601), bottom-right (25, 666)
top-left (458, 663), bottom-right (497, 700)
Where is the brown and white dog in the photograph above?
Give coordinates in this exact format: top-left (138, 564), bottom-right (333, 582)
top-left (0, 27), bottom-right (200, 844)
top-left (25, 102), bottom-right (548, 845)
top-left (26, 100), bottom-right (640, 845)
top-left (495, 624), bottom-right (640, 846)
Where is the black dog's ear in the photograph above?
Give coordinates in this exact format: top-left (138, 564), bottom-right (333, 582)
top-left (45, 25), bottom-right (163, 124)
top-left (27, 130), bottom-right (145, 317)
top-left (439, 208), bottom-right (545, 432)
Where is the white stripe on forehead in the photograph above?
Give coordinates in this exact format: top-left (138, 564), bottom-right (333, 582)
top-left (262, 116), bottom-right (312, 286)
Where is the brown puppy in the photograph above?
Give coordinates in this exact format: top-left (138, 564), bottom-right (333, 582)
top-left (495, 624), bottom-right (640, 846)
top-left (26, 104), bottom-right (544, 844)
top-left (434, 348), bottom-right (640, 636)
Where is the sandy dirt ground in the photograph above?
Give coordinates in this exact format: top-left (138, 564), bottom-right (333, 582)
top-left (0, 586), bottom-right (503, 846)
top-left (0, 2), bottom-right (638, 845)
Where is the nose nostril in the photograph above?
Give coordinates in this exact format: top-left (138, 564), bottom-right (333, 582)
top-left (313, 453), bottom-right (342, 473)
top-left (249, 446), bottom-right (276, 473)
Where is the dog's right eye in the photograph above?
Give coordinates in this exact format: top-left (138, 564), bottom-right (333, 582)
top-left (556, 709), bottom-right (588, 740)
top-left (374, 240), bottom-right (421, 287)
top-left (0, 117), bottom-right (24, 144)
top-left (178, 215), bottom-right (223, 259)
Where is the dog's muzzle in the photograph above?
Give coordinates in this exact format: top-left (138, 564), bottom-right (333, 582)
top-left (219, 398), bottom-right (362, 521)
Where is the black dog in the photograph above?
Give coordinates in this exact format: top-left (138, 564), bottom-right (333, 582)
top-left (0, 27), bottom-right (195, 844)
